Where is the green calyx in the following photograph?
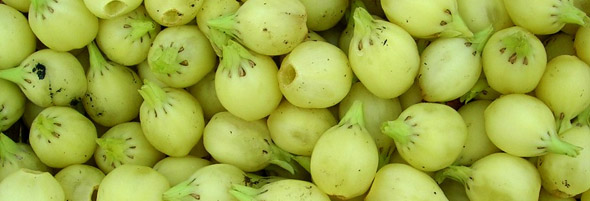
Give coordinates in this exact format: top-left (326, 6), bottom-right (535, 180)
top-left (0, 133), bottom-right (22, 164)
top-left (378, 145), bottom-right (396, 170)
top-left (96, 137), bottom-right (128, 164)
top-left (220, 40), bottom-right (255, 78)
top-left (0, 66), bottom-right (25, 86)
top-left (352, 7), bottom-right (375, 42)
top-left (162, 179), bottom-right (200, 201)
top-left (460, 78), bottom-right (489, 103)
top-left (574, 105), bottom-right (590, 126)
top-left (439, 9), bottom-right (474, 38)
top-left (88, 41), bottom-right (110, 72)
top-left (207, 14), bottom-right (239, 40)
top-left (502, 31), bottom-right (532, 58)
top-left (207, 28), bottom-right (232, 54)
top-left (546, 132), bottom-right (583, 157)
top-left (381, 118), bottom-right (412, 145)
top-left (558, 1), bottom-right (590, 27)
top-left (469, 25), bottom-right (494, 52)
top-left (149, 43), bottom-right (183, 74)
top-left (127, 17), bottom-right (158, 41)
top-left (229, 184), bottom-right (260, 201)
top-left (268, 143), bottom-right (295, 175)
top-left (33, 114), bottom-right (59, 141)
top-left (339, 100), bottom-right (366, 128)
top-left (434, 165), bottom-right (473, 185)
top-left (30, 0), bottom-right (50, 16)
top-left (137, 80), bottom-right (168, 109)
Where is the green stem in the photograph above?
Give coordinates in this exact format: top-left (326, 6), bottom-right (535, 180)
top-left (574, 105), bottom-right (590, 126)
top-left (502, 31), bottom-right (532, 58)
top-left (378, 145), bottom-right (396, 170)
top-left (460, 78), bottom-right (489, 103)
top-left (439, 10), bottom-right (474, 38)
top-left (207, 28), bottom-right (232, 54)
top-left (162, 179), bottom-right (199, 201)
top-left (352, 7), bottom-right (374, 42)
top-left (207, 14), bottom-right (239, 39)
top-left (381, 119), bottom-right (412, 145)
top-left (0, 66), bottom-right (25, 85)
top-left (339, 100), bottom-right (366, 128)
top-left (546, 132), bottom-right (583, 157)
top-left (149, 44), bottom-right (182, 74)
top-left (87, 41), bottom-right (108, 71)
top-left (127, 17), bottom-right (158, 41)
top-left (434, 165), bottom-right (473, 184)
top-left (244, 173), bottom-right (283, 188)
top-left (469, 25), bottom-right (494, 52)
top-left (95, 137), bottom-right (127, 163)
top-left (229, 184), bottom-right (260, 201)
top-left (556, 115), bottom-right (573, 135)
top-left (293, 156), bottom-right (311, 173)
top-left (344, 0), bottom-right (367, 24)
top-left (137, 80), bottom-right (167, 108)
top-left (0, 133), bottom-right (21, 163)
top-left (268, 144), bottom-right (295, 175)
top-left (558, 1), bottom-right (590, 26)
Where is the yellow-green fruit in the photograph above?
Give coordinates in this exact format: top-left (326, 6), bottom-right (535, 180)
top-left (0, 79), bottom-right (25, 131)
top-left (55, 164), bottom-right (105, 201)
top-left (153, 156), bottom-right (211, 186)
top-left (28, 0), bottom-right (98, 51)
top-left (83, 0), bottom-right (143, 19)
top-left (0, 169), bottom-right (64, 201)
top-left (97, 164), bottom-right (170, 201)
top-left (299, 0), bottom-right (348, 31)
top-left (365, 163), bottom-right (447, 201)
top-left (29, 106), bottom-right (97, 168)
top-left (0, 4), bottom-right (36, 69)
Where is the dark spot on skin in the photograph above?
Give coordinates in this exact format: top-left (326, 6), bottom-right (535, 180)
top-left (179, 60), bottom-right (189, 66)
top-left (262, 150), bottom-right (268, 154)
top-left (499, 47), bottom-right (506, 54)
top-left (33, 63), bottom-right (46, 80)
top-left (69, 98), bottom-right (79, 107)
top-left (238, 67), bottom-right (246, 77)
top-left (440, 21), bottom-right (447, 26)
top-left (508, 53), bottom-right (517, 64)
top-left (263, 28), bottom-right (268, 32)
top-left (348, 125), bottom-right (353, 129)
top-left (123, 24), bottom-right (131, 28)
